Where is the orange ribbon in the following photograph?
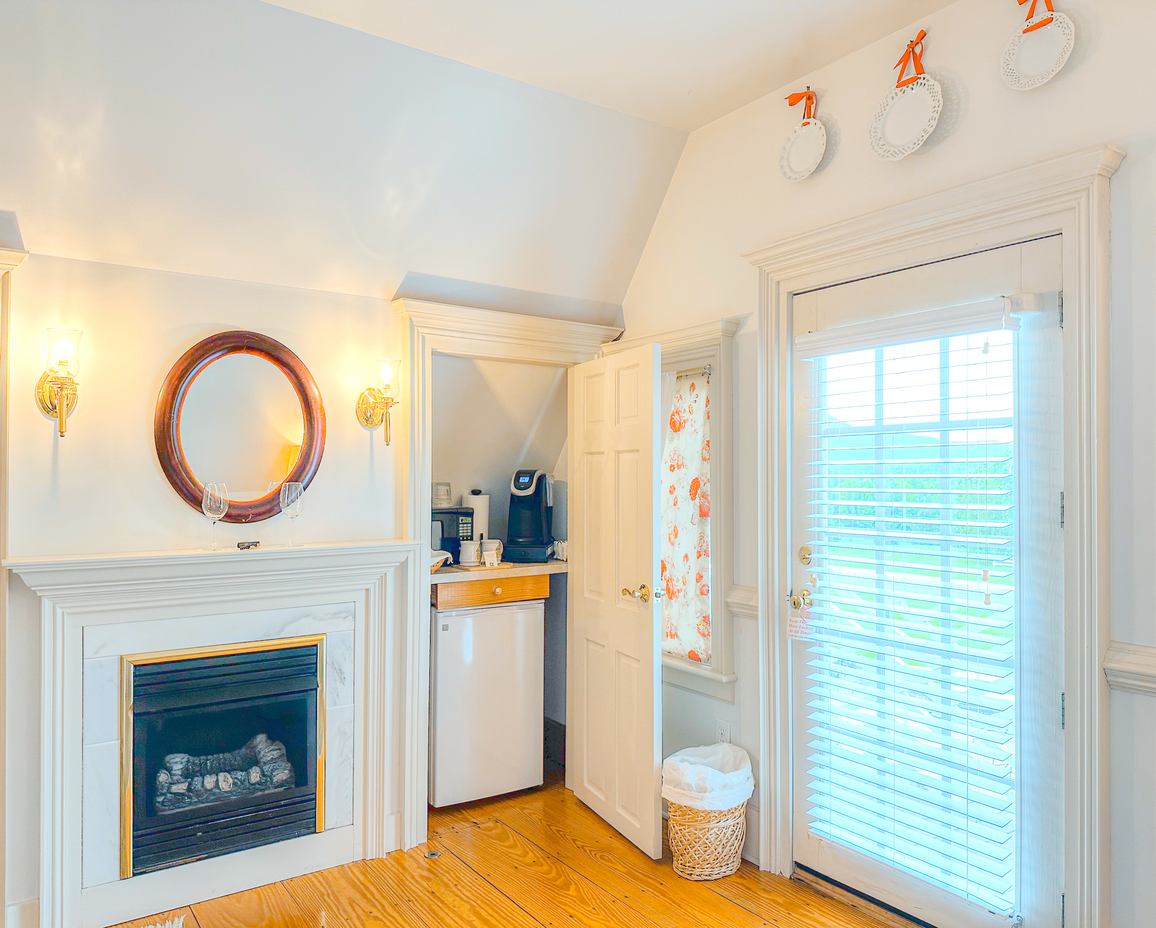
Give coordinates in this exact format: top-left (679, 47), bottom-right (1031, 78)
top-left (1019, 0), bottom-right (1055, 32)
top-left (785, 89), bottom-right (817, 122)
top-left (895, 30), bottom-right (928, 88)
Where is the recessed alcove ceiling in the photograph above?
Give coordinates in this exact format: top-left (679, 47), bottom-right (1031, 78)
top-left (260, 0), bottom-right (958, 131)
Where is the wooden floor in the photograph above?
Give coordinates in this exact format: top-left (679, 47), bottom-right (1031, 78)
top-left (110, 774), bottom-right (889, 928)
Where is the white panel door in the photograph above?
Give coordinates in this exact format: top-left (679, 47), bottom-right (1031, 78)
top-left (567, 343), bottom-right (662, 858)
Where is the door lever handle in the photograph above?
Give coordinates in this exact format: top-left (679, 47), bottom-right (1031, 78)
top-left (621, 584), bottom-right (651, 603)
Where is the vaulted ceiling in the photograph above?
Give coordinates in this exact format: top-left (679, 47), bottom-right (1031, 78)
top-left (262, 0), bottom-right (958, 130)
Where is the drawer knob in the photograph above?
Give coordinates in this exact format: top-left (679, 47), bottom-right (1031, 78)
top-left (493, 586), bottom-right (503, 595)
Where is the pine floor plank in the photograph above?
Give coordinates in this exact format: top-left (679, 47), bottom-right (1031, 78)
top-left (108, 774), bottom-right (898, 928)
top-left (495, 803), bottom-right (780, 928)
top-left (282, 860), bottom-right (418, 928)
top-left (369, 844), bottom-right (545, 928)
top-left (427, 775), bottom-right (565, 840)
top-left (190, 882), bottom-right (311, 928)
top-left (112, 908), bottom-right (198, 928)
top-left (706, 863), bottom-right (890, 928)
top-left (438, 818), bottom-right (663, 928)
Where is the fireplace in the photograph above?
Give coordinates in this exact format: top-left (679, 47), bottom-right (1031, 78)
top-left (121, 636), bottom-right (326, 877)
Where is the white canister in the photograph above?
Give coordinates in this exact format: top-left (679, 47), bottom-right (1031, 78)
top-left (459, 539), bottom-right (482, 566)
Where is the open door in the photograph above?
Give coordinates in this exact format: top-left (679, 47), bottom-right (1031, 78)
top-left (566, 342), bottom-right (663, 859)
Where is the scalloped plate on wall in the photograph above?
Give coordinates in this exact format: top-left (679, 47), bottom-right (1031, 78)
top-left (1002, 12), bottom-right (1076, 90)
top-left (869, 75), bottom-right (942, 162)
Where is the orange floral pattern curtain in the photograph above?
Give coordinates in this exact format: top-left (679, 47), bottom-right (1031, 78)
top-left (660, 373), bottom-right (711, 663)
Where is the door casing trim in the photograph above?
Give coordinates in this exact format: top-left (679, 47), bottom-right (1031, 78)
top-left (746, 144), bottom-right (1124, 928)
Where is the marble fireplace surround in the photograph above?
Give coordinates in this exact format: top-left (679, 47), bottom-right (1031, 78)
top-left (6, 541), bottom-right (423, 928)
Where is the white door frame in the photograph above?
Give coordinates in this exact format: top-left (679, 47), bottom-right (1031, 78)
top-left (746, 145), bottom-right (1124, 927)
top-left (393, 298), bottom-right (620, 848)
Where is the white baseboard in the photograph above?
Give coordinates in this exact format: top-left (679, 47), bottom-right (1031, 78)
top-left (5, 900), bottom-right (37, 928)
top-left (741, 796), bottom-right (760, 866)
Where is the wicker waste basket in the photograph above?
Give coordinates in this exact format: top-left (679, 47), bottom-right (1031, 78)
top-left (662, 743), bottom-right (754, 881)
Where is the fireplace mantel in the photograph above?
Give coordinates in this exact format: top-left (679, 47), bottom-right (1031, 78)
top-left (6, 539), bottom-right (425, 928)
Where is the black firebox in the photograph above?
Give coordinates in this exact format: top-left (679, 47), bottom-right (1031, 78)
top-left (127, 640), bottom-right (323, 875)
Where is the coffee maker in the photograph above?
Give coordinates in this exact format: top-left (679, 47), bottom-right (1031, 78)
top-left (432, 507), bottom-right (474, 564)
top-left (505, 469), bottom-right (554, 563)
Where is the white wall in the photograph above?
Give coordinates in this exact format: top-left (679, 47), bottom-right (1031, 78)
top-left (0, 0), bottom-right (685, 915)
top-left (430, 354), bottom-right (568, 542)
top-left (622, 0), bottom-right (1156, 917)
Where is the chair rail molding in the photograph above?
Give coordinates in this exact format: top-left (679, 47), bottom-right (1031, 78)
top-left (1103, 641), bottom-right (1156, 696)
top-left (747, 144), bottom-right (1123, 928)
top-left (395, 299), bottom-right (616, 848)
top-left (4, 541), bottom-right (422, 928)
top-left (725, 584), bottom-right (758, 620)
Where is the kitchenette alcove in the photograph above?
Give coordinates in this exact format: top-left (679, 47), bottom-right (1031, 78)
top-left (6, 541), bottom-right (422, 928)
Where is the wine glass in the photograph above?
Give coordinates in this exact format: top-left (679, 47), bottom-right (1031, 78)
top-left (280, 482), bottom-right (304, 547)
top-left (201, 483), bottom-right (229, 551)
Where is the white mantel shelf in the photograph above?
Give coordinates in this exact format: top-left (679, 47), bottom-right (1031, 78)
top-left (5, 540), bottom-right (420, 603)
top-left (431, 559), bottom-right (568, 585)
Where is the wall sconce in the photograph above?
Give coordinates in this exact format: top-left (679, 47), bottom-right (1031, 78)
top-left (355, 357), bottom-right (400, 444)
top-left (35, 327), bottom-right (82, 437)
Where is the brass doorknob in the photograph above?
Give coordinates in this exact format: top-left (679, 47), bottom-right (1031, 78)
top-left (621, 584), bottom-right (651, 603)
top-left (788, 589), bottom-right (812, 610)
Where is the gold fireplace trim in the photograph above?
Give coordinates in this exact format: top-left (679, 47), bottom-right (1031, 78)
top-left (119, 633), bottom-right (327, 879)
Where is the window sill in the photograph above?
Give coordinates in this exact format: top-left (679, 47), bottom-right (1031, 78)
top-left (661, 654), bottom-right (737, 702)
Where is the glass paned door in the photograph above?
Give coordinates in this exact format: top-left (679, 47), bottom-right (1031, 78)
top-left (790, 303), bottom-right (1064, 928)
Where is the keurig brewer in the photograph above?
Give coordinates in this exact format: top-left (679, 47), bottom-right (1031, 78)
top-left (505, 469), bottom-right (554, 563)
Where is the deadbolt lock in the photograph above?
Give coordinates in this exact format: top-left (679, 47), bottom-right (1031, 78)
top-left (798, 545), bottom-right (813, 566)
top-left (788, 589), bottom-right (812, 610)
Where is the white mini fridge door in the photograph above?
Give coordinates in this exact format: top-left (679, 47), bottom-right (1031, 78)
top-left (430, 599), bottom-right (545, 807)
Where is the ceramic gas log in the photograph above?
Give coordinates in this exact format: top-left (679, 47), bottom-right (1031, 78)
top-left (155, 733), bottom-right (295, 813)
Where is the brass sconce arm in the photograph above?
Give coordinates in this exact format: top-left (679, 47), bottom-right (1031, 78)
top-left (355, 387), bottom-right (398, 444)
top-left (36, 364), bottom-right (78, 437)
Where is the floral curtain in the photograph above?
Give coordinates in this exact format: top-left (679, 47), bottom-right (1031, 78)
top-left (660, 373), bottom-right (711, 663)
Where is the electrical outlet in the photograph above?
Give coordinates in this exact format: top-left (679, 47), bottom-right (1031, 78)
top-left (715, 719), bottom-right (731, 743)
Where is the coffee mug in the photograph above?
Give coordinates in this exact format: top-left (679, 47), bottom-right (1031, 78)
top-left (481, 539), bottom-right (503, 560)
top-left (459, 540), bottom-right (482, 566)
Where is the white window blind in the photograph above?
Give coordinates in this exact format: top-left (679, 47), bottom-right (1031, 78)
top-left (802, 325), bottom-right (1017, 917)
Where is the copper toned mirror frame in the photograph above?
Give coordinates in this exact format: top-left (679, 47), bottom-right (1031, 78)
top-left (154, 330), bottom-right (326, 524)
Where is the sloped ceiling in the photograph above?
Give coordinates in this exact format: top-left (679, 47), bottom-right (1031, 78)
top-left (261, 0), bottom-right (958, 130)
top-left (0, 0), bottom-right (685, 308)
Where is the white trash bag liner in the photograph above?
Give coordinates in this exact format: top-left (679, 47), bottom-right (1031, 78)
top-left (661, 743), bottom-right (754, 811)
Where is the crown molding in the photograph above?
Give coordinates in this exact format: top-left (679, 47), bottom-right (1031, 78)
top-left (0, 247), bottom-right (28, 273)
top-left (394, 298), bottom-right (621, 366)
top-left (602, 318), bottom-right (741, 363)
top-left (1104, 641), bottom-right (1156, 696)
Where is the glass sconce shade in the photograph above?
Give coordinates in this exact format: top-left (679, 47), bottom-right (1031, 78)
top-left (378, 358), bottom-right (401, 398)
top-left (46, 328), bottom-right (83, 376)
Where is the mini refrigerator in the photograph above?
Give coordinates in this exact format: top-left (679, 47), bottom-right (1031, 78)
top-left (429, 599), bottom-right (545, 807)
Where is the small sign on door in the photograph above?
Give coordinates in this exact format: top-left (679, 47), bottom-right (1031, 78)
top-left (788, 610), bottom-right (815, 640)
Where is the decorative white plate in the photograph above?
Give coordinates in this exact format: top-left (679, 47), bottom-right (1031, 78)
top-left (869, 74), bottom-right (942, 162)
top-left (779, 119), bottom-right (827, 182)
top-left (1002, 12), bottom-right (1075, 90)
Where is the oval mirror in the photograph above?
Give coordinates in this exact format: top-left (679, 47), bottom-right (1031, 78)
top-left (181, 353), bottom-right (305, 501)
top-left (155, 331), bottom-right (326, 523)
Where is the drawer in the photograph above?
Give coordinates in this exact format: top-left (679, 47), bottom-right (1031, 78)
top-left (432, 574), bottom-right (550, 610)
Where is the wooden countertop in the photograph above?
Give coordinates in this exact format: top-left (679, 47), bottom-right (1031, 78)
top-left (431, 559), bottom-right (569, 585)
